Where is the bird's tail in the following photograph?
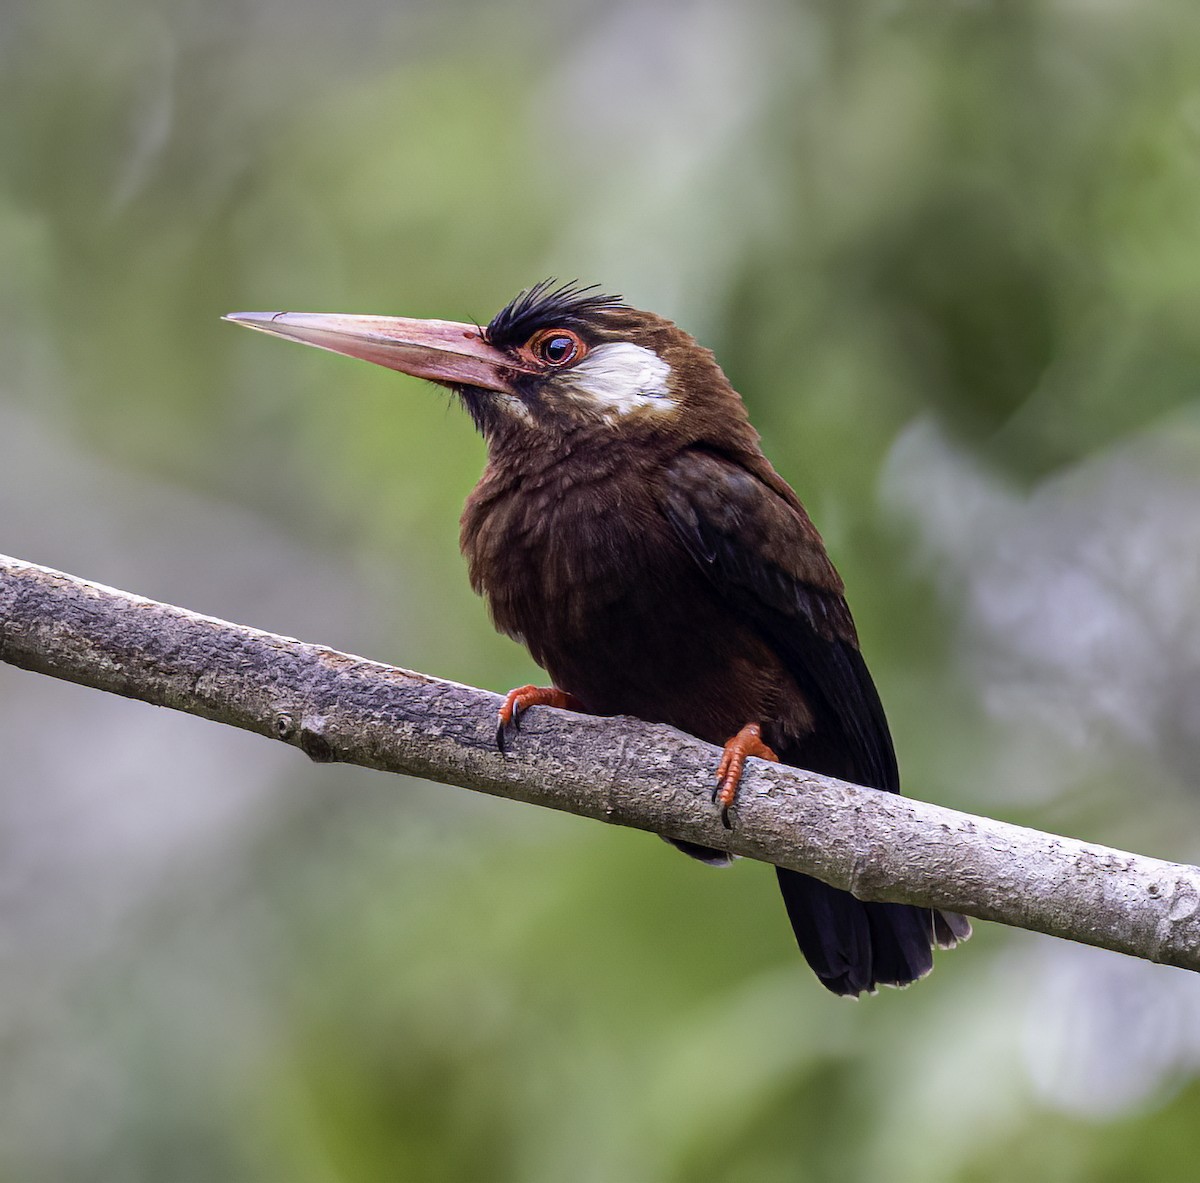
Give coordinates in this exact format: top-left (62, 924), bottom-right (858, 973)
top-left (775, 868), bottom-right (970, 997)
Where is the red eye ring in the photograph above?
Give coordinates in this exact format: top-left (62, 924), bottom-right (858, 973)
top-left (525, 328), bottom-right (586, 368)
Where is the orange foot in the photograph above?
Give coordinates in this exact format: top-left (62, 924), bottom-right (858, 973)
top-left (496, 685), bottom-right (586, 752)
top-left (714, 722), bottom-right (779, 829)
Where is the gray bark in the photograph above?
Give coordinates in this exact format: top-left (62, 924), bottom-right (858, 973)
top-left (1, 552), bottom-right (1197, 971)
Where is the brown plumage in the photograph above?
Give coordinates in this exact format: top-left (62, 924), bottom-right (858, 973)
top-left (225, 281), bottom-right (970, 996)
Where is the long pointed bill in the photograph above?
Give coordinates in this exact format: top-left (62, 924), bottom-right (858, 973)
top-left (223, 311), bottom-right (534, 394)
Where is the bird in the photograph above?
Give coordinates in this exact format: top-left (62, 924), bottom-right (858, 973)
top-left (225, 281), bottom-right (970, 996)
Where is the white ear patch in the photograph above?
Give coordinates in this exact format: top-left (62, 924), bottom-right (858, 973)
top-left (571, 342), bottom-right (676, 417)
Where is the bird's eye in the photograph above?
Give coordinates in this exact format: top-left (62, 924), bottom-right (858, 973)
top-left (527, 328), bottom-right (585, 367)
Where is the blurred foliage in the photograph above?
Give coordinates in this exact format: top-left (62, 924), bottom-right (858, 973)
top-left (3, 0), bottom-right (1200, 1180)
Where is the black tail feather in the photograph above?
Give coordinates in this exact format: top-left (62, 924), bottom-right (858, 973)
top-left (933, 907), bottom-right (973, 948)
top-left (664, 835), bottom-right (735, 867)
top-left (776, 868), bottom-right (968, 997)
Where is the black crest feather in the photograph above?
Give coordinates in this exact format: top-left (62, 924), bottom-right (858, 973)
top-left (485, 280), bottom-right (625, 348)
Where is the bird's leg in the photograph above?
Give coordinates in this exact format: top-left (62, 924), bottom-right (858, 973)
top-left (714, 723), bottom-right (779, 829)
top-left (497, 685), bottom-right (586, 752)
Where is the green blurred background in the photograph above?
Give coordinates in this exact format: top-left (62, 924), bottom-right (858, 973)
top-left (3, 1), bottom-right (1200, 1179)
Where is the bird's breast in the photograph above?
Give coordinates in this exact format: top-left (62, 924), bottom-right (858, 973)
top-left (463, 457), bottom-right (671, 641)
top-left (460, 454), bottom-right (807, 746)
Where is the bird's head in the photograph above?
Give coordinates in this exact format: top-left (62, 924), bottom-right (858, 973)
top-left (225, 280), bottom-right (752, 449)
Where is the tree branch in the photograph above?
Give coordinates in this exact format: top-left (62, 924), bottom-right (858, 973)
top-left (1, 552), bottom-right (1197, 971)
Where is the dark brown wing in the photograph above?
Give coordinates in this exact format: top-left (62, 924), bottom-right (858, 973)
top-left (659, 447), bottom-right (970, 995)
top-left (659, 447), bottom-right (898, 793)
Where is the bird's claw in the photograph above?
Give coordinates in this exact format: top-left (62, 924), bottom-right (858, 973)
top-left (713, 751), bottom-right (737, 829)
top-left (713, 723), bottom-right (778, 829)
top-left (496, 685), bottom-right (583, 753)
top-left (496, 686), bottom-right (532, 753)
top-left (496, 701), bottom-right (523, 752)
